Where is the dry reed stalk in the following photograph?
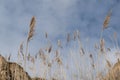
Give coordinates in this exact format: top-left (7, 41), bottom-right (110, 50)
top-left (89, 54), bottom-right (95, 69)
top-left (80, 47), bottom-right (85, 55)
top-left (94, 43), bottom-right (99, 49)
top-left (27, 53), bottom-right (31, 61)
top-left (77, 30), bottom-right (80, 39)
top-left (35, 53), bottom-right (38, 59)
top-left (57, 40), bottom-right (62, 48)
top-left (45, 32), bottom-right (48, 39)
top-left (39, 49), bottom-right (46, 64)
top-left (48, 45), bottom-right (52, 53)
top-left (67, 33), bottom-right (70, 43)
top-left (25, 16), bottom-right (36, 70)
top-left (31, 56), bottom-right (35, 64)
top-left (73, 30), bottom-right (77, 41)
top-left (18, 42), bottom-right (23, 65)
top-left (106, 59), bottom-right (111, 68)
top-left (113, 32), bottom-right (119, 49)
top-left (19, 41), bottom-right (24, 60)
top-left (100, 38), bottom-right (105, 52)
top-left (55, 50), bottom-right (59, 57)
top-left (114, 32), bottom-right (117, 39)
top-left (76, 31), bottom-right (85, 55)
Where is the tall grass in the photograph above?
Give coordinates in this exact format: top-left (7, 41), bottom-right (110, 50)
top-left (6, 9), bottom-right (120, 80)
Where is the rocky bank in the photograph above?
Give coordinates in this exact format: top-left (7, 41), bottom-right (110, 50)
top-left (0, 55), bottom-right (44, 80)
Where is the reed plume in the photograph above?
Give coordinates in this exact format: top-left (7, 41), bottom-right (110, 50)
top-left (27, 16), bottom-right (36, 42)
top-left (103, 10), bottom-right (112, 30)
top-left (73, 30), bottom-right (77, 41)
top-left (25, 16), bottom-right (36, 70)
top-left (106, 59), bottom-right (111, 68)
top-left (57, 40), bottom-right (62, 48)
top-left (45, 32), bottom-right (48, 39)
top-left (67, 33), bottom-right (70, 43)
top-left (100, 38), bottom-right (105, 52)
top-left (19, 41), bottom-right (24, 59)
top-left (100, 10), bottom-right (112, 39)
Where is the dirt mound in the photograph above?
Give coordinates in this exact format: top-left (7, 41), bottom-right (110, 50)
top-left (0, 55), bottom-right (44, 80)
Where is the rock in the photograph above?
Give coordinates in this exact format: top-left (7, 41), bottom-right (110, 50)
top-left (31, 77), bottom-right (45, 80)
top-left (8, 62), bottom-right (31, 80)
top-left (0, 55), bottom-right (10, 80)
top-left (0, 55), bottom-right (44, 80)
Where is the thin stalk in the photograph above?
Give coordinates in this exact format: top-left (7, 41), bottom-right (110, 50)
top-left (100, 29), bottom-right (103, 40)
top-left (25, 40), bottom-right (28, 70)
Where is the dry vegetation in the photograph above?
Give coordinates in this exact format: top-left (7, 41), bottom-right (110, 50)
top-left (0, 9), bottom-right (120, 80)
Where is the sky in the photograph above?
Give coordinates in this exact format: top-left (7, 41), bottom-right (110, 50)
top-left (0, 0), bottom-right (120, 56)
top-left (0, 0), bottom-right (120, 78)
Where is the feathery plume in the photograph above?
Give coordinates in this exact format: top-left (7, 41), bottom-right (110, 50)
top-left (18, 41), bottom-right (24, 60)
top-left (106, 59), bottom-right (111, 68)
top-left (39, 49), bottom-right (44, 57)
top-left (48, 45), bottom-right (52, 53)
top-left (77, 30), bottom-right (80, 39)
top-left (100, 38), bottom-right (105, 52)
top-left (103, 10), bottom-right (112, 30)
top-left (89, 54), bottom-right (95, 68)
top-left (80, 47), bottom-right (85, 55)
top-left (20, 42), bottom-right (24, 56)
top-left (67, 33), bottom-right (70, 43)
top-left (45, 32), bottom-right (48, 39)
top-left (94, 43), bottom-right (99, 49)
top-left (27, 16), bottom-right (36, 42)
top-left (35, 53), bottom-right (38, 59)
top-left (57, 40), bottom-right (62, 48)
top-left (31, 57), bottom-right (35, 64)
top-left (114, 32), bottom-right (117, 40)
top-left (55, 50), bottom-right (59, 57)
top-left (73, 31), bottom-right (77, 41)
top-left (56, 57), bottom-right (62, 65)
top-left (27, 53), bottom-right (31, 61)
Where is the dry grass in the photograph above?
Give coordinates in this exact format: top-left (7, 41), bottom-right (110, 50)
top-left (15, 12), bottom-right (120, 80)
top-left (1, 9), bottom-right (120, 80)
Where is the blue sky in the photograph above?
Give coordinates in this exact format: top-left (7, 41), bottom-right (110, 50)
top-left (0, 0), bottom-right (120, 56)
top-left (0, 0), bottom-right (120, 78)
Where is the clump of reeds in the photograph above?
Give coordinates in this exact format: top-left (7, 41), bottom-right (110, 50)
top-left (12, 7), bottom-right (120, 80)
